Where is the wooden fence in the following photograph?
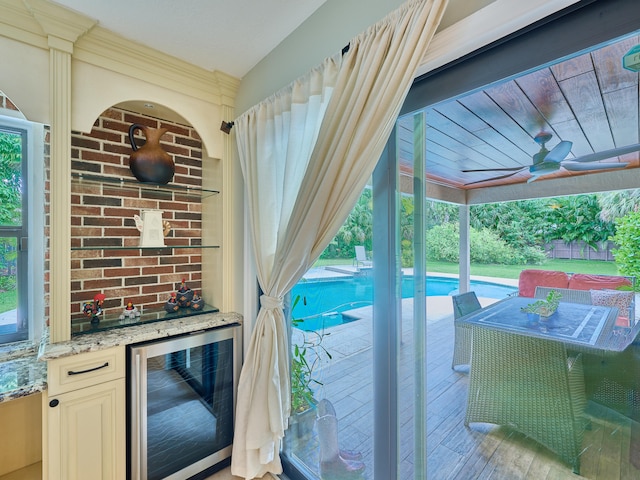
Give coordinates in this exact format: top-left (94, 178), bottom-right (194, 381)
top-left (544, 240), bottom-right (616, 262)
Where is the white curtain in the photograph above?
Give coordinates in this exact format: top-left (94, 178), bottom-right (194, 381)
top-left (231, 1), bottom-right (448, 478)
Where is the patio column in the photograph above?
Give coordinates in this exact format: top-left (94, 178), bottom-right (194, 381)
top-left (459, 205), bottom-right (471, 293)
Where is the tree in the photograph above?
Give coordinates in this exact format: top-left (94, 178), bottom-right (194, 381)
top-left (541, 195), bottom-right (615, 248)
top-left (611, 211), bottom-right (640, 279)
top-left (0, 131), bottom-right (22, 226)
top-left (322, 188), bottom-right (373, 259)
top-left (470, 200), bottom-right (548, 251)
top-left (598, 189), bottom-right (640, 222)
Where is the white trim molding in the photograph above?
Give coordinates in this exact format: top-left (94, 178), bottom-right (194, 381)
top-left (418, 0), bottom-right (581, 77)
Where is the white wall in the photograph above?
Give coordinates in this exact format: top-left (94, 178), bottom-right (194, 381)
top-left (0, 35), bottom-right (49, 124)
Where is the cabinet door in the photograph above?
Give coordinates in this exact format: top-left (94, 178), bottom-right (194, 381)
top-left (47, 378), bottom-right (125, 480)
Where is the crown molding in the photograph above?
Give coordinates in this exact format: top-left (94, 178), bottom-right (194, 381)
top-left (0, 1), bottom-right (239, 107)
top-left (23, 0), bottom-right (95, 46)
top-left (0, 0), bottom-right (48, 49)
top-left (73, 26), bottom-right (239, 107)
top-left (214, 71), bottom-right (242, 108)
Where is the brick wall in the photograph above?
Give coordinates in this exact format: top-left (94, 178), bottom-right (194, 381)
top-left (70, 107), bottom-right (206, 320)
top-left (0, 91), bottom-right (19, 111)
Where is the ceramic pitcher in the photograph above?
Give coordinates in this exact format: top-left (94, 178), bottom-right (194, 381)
top-left (128, 123), bottom-right (175, 184)
top-left (133, 210), bottom-right (165, 247)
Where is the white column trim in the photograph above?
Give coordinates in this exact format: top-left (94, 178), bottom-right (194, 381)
top-left (48, 45), bottom-right (72, 342)
top-left (459, 205), bottom-right (471, 294)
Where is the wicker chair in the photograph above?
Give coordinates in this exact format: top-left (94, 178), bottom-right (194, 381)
top-left (534, 286), bottom-right (592, 305)
top-left (451, 292), bottom-right (482, 371)
top-left (465, 326), bottom-right (587, 474)
top-left (536, 285), bottom-right (640, 417)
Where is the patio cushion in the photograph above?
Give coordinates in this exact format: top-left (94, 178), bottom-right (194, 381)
top-left (590, 289), bottom-right (635, 327)
top-left (568, 273), bottom-right (632, 291)
top-left (518, 269), bottom-right (569, 297)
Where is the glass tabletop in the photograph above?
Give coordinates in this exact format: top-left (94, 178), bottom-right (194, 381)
top-left (458, 295), bottom-right (628, 350)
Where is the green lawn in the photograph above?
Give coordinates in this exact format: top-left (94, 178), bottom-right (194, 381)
top-left (314, 258), bottom-right (354, 267)
top-left (0, 289), bottom-right (17, 315)
top-left (314, 257), bottom-right (621, 281)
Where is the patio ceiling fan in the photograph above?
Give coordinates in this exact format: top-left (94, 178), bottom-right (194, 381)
top-left (462, 132), bottom-right (640, 186)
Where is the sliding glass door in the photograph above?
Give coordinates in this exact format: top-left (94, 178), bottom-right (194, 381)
top-left (283, 118), bottom-right (426, 479)
top-left (283, 184), bottom-right (375, 479)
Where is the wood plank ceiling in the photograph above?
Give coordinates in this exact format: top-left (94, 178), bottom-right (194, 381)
top-left (398, 33), bottom-right (640, 191)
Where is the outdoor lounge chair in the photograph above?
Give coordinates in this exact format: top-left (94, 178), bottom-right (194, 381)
top-left (353, 246), bottom-right (372, 269)
top-left (451, 291), bottom-right (482, 371)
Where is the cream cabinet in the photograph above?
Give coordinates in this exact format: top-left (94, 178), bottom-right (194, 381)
top-left (44, 347), bottom-right (125, 480)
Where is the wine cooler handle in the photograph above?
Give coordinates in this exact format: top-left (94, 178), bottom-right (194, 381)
top-left (67, 361), bottom-right (109, 375)
top-left (133, 352), bottom-right (144, 480)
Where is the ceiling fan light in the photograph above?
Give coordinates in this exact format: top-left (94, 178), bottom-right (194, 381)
top-left (623, 45), bottom-right (640, 72)
top-left (529, 162), bottom-right (560, 175)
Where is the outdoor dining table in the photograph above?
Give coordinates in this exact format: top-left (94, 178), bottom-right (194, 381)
top-left (456, 294), bottom-right (637, 474)
top-left (458, 295), bottom-right (637, 353)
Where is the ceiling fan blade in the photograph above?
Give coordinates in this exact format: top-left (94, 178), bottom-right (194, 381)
top-left (464, 169), bottom-right (524, 186)
top-left (569, 143), bottom-right (640, 163)
top-left (462, 166), bottom-right (524, 173)
top-left (545, 140), bottom-right (573, 163)
top-left (562, 162), bottom-right (629, 171)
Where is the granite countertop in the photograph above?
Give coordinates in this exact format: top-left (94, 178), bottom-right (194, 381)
top-left (0, 311), bottom-right (242, 403)
top-left (0, 340), bottom-right (47, 403)
top-left (40, 311), bottom-right (243, 361)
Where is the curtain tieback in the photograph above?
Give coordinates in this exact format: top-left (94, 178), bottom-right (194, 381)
top-left (260, 294), bottom-right (284, 310)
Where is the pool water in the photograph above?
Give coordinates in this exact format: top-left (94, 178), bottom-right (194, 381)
top-left (290, 275), bottom-right (516, 331)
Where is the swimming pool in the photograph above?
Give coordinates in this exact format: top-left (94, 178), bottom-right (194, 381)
top-left (290, 274), bottom-right (516, 331)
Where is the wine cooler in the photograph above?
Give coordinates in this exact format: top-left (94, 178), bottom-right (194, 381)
top-left (128, 325), bottom-right (241, 480)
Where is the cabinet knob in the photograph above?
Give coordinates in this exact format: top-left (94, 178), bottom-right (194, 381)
top-left (49, 399), bottom-right (59, 408)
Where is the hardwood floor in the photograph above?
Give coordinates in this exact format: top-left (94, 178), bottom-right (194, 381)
top-left (427, 314), bottom-right (640, 480)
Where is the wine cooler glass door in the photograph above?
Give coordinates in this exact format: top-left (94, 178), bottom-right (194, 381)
top-left (129, 326), bottom-right (238, 480)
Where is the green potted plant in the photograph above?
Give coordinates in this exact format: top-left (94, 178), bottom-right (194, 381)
top-left (521, 289), bottom-right (562, 319)
top-left (289, 294), bottom-right (332, 437)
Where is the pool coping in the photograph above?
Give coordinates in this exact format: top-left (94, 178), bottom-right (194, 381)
top-left (302, 267), bottom-right (519, 288)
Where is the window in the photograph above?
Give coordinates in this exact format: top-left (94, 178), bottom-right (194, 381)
top-left (0, 125), bottom-right (27, 343)
top-left (0, 115), bottom-right (45, 345)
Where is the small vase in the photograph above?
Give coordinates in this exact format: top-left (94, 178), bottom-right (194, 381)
top-left (128, 123), bottom-right (175, 184)
top-left (527, 312), bottom-right (540, 324)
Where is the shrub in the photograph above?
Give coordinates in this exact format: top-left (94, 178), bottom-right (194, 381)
top-left (0, 275), bottom-right (16, 292)
top-left (426, 223), bottom-right (546, 265)
top-left (611, 211), bottom-right (640, 280)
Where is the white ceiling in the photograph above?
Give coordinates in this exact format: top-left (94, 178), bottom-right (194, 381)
top-left (51, 0), bottom-right (328, 78)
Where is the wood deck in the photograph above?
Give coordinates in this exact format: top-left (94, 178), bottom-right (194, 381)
top-left (288, 296), bottom-right (640, 479)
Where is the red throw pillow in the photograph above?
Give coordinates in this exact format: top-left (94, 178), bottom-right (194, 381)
top-left (568, 274), bottom-right (632, 291)
top-left (518, 269), bottom-right (569, 297)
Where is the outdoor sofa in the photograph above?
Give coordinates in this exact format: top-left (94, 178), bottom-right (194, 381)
top-left (519, 269), bottom-right (635, 326)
